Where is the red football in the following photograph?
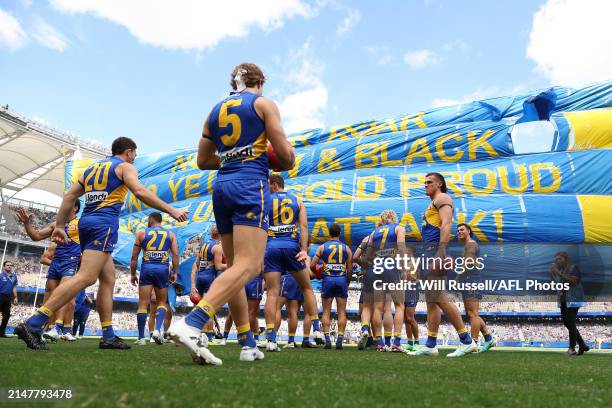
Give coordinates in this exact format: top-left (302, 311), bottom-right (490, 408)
top-left (190, 291), bottom-right (201, 304)
top-left (313, 263), bottom-right (323, 280)
top-left (267, 144), bottom-right (282, 171)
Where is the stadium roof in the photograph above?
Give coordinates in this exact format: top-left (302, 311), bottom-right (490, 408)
top-left (0, 106), bottom-right (109, 198)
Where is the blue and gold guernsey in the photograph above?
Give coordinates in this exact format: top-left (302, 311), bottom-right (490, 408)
top-left (139, 226), bottom-right (172, 289)
top-left (319, 240), bottom-right (350, 277)
top-left (47, 217), bottom-right (81, 281)
top-left (371, 223), bottom-right (399, 257)
top-left (267, 192), bottom-right (300, 249)
top-left (421, 203), bottom-right (442, 244)
top-left (208, 91), bottom-right (268, 182)
top-left (78, 156), bottom-right (127, 252)
top-left (80, 156), bottom-right (128, 221)
top-left (195, 239), bottom-right (218, 295)
top-left (141, 226), bottom-right (172, 265)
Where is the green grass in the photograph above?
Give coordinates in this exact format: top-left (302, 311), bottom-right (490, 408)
top-left (0, 338), bottom-right (610, 408)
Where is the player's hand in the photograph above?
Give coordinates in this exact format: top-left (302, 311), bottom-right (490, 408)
top-left (51, 227), bottom-right (67, 245)
top-left (169, 207), bottom-right (188, 222)
top-left (12, 297), bottom-right (18, 305)
top-left (16, 208), bottom-right (32, 224)
top-left (170, 273), bottom-right (177, 283)
top-left (295, 250), bottom-right (308, 263)
top-left (130, 274), bottom-right (138, 286)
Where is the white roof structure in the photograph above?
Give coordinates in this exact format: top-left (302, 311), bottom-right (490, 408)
top-left (0, 106), bottom-right (109, 198)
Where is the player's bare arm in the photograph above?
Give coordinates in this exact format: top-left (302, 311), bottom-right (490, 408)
top-left (130, 229), bottom-right (145, 286)
top-left (212, 245), bottom-right (227, 272)
top-left (296, 197), bottom-right (309, 262)
top-left (52, 181), bottom-right (85, 245)
top-left (170, 232), bottom-right (179, 283)
top-left (197, 113), bottom-right (221, 170)
top-left (255, 97), bottom-right (295, 171)
top-left (120, 162), bottom-right (188, 222)
top-left (16, 208), bottom-right (54, 241)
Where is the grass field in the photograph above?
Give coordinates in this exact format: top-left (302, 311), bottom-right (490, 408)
top-left (1, 338), bottom-right (610, 407)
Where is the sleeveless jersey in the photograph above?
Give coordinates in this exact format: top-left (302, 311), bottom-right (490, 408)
top-left (421, 203), bottom-right (443, 244)
top-left (80, 156), bottom-right (128, 222)
top-left (320, 239), bottom-right (350, 277)
top-left (53, 217), bottom-right (81, 263)
top-left (141, 226), bottom-right (172, 266)
top-left (267, 191), bottom-right (300, 248)
top-left (371, 223), bottom-right (399, 257)
top-left (208, 91), bottom-right (268, 181)
top-left (198, 239), bottom-right (218, 272)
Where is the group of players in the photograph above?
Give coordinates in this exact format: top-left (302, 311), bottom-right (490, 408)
top-left (15, 62), bottom-right (494, 365)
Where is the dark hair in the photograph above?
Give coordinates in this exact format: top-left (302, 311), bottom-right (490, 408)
top-left (457, 223), bottom-right (473, 237)
top-left (73, 199), bottom-right (81, 213)
top-left (111, 137), bottom-right (137, 155)
top-left (230, 62), bottom-right (266, 90)
top-left (269, 174), bottom-right (284, 189)
top-left (149, 212), bottom-right (163, 224)
top-left (3, 260), bottom-right (13, 267)
top-left (329, 223), bottom-right (341, 238)
top-left (425, 172), bottom-right (447, 193)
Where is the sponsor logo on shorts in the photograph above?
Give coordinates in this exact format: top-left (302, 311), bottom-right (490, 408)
top-left (199, 260), bottom-right (212, 269)
top-left (84, 191), bottom-right (108, 204)
top-left (325, 263), bottom-right (345, 272)
top-left (218, 144), bottom-right (254, 164)
top-left (246, 212), bottom-right (256, 220)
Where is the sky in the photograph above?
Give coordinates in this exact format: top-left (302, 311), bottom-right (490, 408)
top-left (1, 0), bottom-right (611, 155)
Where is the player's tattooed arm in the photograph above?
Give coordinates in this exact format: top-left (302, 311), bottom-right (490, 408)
top-left (170, 232), bottom-right (179, 283)
top-left (130, 229), bottom-right (145, 286)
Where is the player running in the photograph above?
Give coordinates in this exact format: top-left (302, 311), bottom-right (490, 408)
top-left (262, 174), bottom-right (324, 351)
top-left (168, 63), bottom-right (295, 364)
top-left (130, 212), bottom-right (179, 345)
top-left (16, 202), bottom-right (82, 343)
top-left (456, 223), bottom-right (495, 352)
top-left (310, 224), bottom-right (352, 350)
top-left (411, 173), bottom-right (477, 357)
top-left (16, 137), bottom-right (187, 350)
top-left (190, 227), bottom-right (226, 341)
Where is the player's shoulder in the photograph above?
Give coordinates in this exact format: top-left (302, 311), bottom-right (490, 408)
top-left (434, 193), bottom-right (453, 207)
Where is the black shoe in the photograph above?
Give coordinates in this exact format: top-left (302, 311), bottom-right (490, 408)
top-left (15, 323), bottom-right (48, 350)
top-left (336, 343), bottom-right (343, 350)
top-left (314, 336), bottom-right (325, 346)
top-left (99, 336), bottom-right (131, 349)
top-left (324, 342), bottom-right (332, 349)
top-left (578, 345), bottom-right (590, 355)
top-left (301, 341), bottom-right (318, 348)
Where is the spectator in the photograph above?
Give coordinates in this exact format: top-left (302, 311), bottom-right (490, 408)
top-left (0, 260), bottom-right (19, 337)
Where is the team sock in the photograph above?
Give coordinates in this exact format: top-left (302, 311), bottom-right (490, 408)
top-left (223, 330), bottom-right (229, 339)
top-left (185, 301), bottom-right (215, 330)
top-left (155, 306), bottom-right (166, 332)
top-left (26, 306), bottom-right (51, 334)
top-left (324, 333), bottom-right (331, 344)
top-left (63, 326), bottom-right (72, 335)
top-left (288, 333), bottom-right (295, 343)
top-left (375, 335), bottom-right (384, 347)
top-left (393, 333), bottom-right (401, 347)
top-left (457, 328), bottom-right (473, 345)
top-left (101, 321), bottom-right (115, 340)
top-left (55, 320), bottom-right (64, 335)
top-left (311, 317), bottom-right (321, 332)
top-left (136, 310), bottom-right (147, 339)
top-left (484, 333), bottom-right (493, 342)
top-left (237, 324), bottom-right (256, 348)
top-left (265, 324), bottom-right (277, 343)
top-left (337, 333), bottom-right (344, 345)
top-left (426, 331), bottom-right (437, 348)
top-left (360, 323), bottom-right (369, 334)
top-left (384, 331), bottom-right (392, 347)
top-left (407, 339), bottom-right (414, 346)
top-left (206, 331), bottom-right (215, 341)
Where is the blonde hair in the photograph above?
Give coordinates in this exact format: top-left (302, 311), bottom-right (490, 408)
top-left (379, 209), bottom-right (398, 225)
